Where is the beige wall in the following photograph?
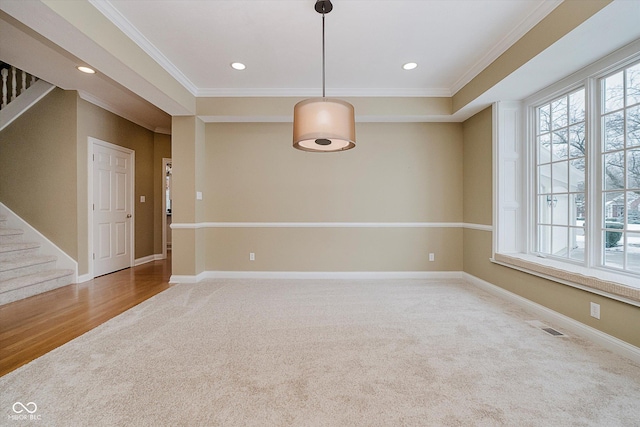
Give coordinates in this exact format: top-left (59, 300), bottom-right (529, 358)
top-left (206, 227), bottom-right (462, 272)
top-left (0, 88), bottom-right (78, 259)
top-left (462, 106), bottom-right (640, 348)
top-left (197, 121), bottom-right (463, 272)
top-left (462, 107), bottom-right (493, 226)
top-left (205, 122), bottom-right (462, 222)
top-left (171, 116), bottom-right (206, 276)
top-left (196, 97), bottom-right (452, 120)
top-left (77, 98), bottom-right (164, 271)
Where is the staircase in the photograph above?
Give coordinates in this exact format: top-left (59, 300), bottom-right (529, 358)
top-left (1, 62), bottom-right (37, 109)
top-left (1, 62), bottom-right (55, 131)
top-left (0, 63), bottom-right (73, 303)
top-left (0, 214), bottom-right (74, 305)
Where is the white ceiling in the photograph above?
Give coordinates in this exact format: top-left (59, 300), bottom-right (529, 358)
top-left (96, 0), bottom-right (559, 97)
top-left (2, 0), bottom-right (640, 132)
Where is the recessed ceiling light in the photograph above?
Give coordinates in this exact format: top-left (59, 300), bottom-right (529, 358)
top-left (402, 62), bottom-right (418, 70)
top-left (231, 62), bottom-right (246, 71)
top-left (77, 66), bottom-right (96, 74)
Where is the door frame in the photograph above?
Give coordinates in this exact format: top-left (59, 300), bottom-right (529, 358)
top-left (88, 137), bottom-right (135, 279)
top-left (162, 157), bottom-right (171, 259)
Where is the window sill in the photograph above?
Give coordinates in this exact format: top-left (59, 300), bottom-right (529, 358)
top-left (492, 253), bottom-right (640, 307)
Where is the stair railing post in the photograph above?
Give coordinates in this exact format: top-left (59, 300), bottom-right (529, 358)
top-left (21, 70), bottom-right (27, 95)
top-left (1, 68), bottom-right (7, 109)
top-left (10, 66), bottom-right (17, 102)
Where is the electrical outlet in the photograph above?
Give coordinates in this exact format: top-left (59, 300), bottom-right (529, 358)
top-left (429, 253), bottom-right (435, 262)
top-left (249, 252), bottom-right (255, 261)
top-left (590, 302), bottom-right (600, 319)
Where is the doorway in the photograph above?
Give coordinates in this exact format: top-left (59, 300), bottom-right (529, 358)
top-left (90, 138), bottom-right (135, 277)
top-left (162, 158), bottom-right (172, 259)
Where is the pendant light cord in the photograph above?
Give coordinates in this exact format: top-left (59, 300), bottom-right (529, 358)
top-left (322, 11), bottom-right (326, 98)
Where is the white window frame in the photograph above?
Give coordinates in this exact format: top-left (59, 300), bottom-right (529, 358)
top-left (531, 86), bottom-right (587, 264)
top-left (493, 40), bottom-right (640, 306)
top-left (598, 63), bottom-right (640, 274)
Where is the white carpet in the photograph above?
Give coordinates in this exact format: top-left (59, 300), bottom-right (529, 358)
top-left (1, 279), bottom-right (639, 426)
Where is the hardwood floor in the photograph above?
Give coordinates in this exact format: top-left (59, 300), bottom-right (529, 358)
top-left (0, 254), bottom-right (171, 377)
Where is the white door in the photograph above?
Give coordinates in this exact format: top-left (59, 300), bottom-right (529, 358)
top-left (93, 142), bottom-right (133, 276)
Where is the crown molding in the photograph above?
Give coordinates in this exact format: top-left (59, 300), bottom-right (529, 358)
top-left (88, 0), bottom-right (199, 96)
top-left (334, 88), bottom-right (452, 98)
top-left (449, 0), bottom-right (562, 95)
top-left (196, 87), bottom-right (452, 98)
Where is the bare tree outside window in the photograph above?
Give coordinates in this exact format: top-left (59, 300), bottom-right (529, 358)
top-left (536, 88), bottom-right (586, 261)
top-left (601, 62), bottom-right (640, 273)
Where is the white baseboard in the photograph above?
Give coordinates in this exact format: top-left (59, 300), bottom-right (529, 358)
top-left (169, 271), bottom-right (207, 284)
top-left (170, 271), bottom-right (462, 283)
top-left (463, 272), bottom-right (640, 365)
top-left (209, 271), bottom-right (462, 280)
top-left (78, 255), bottom-right (164, 282)
top-left (134, 254), bottom-right (164, 266)
top-left (77, 273), bottom-right (93, 283)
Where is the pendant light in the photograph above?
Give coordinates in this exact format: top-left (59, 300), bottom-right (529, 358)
top-left (293, 0), bottom-right (356, 152)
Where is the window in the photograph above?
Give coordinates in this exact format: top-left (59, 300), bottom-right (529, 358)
top-left (535, 88), bottom-right (586, 262)
top-left (529, 59), bottom-right (640, 279)
top-left (492, 43), bottom-right (640, 302)
top-left (601, 63), bottom-right (640, 274)
top-left (531, 63), bottom-right (640, 280)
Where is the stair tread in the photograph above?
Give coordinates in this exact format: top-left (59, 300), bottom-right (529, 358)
top-left (0, 242), bottom-right (40, 253)
top-left (0, 255), bottom-right (57, 272)
top-left (0, 228), bottom-right (23, 236)
top-left (0, 269), bottom-right (74, 293)
top-left (0, 214), bottom-right (75, 304)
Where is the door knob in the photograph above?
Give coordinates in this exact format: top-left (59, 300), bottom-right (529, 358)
top-left (127, 214), bottom-right (132, 218)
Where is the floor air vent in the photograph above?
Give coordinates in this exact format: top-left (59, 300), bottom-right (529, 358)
top-left (542, 327), bottom-right (564, 336)
top-left (526, 320), bottom-right (567, 337)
